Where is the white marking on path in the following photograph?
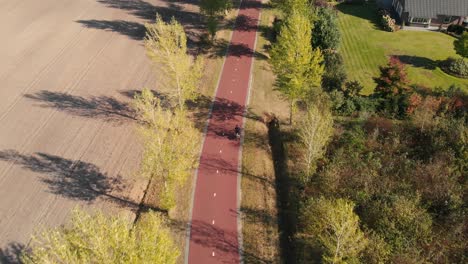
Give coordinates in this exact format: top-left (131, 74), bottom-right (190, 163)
top-left (213, 193), bottom-right (217, 197)
top-left (212, 251), bottom-right (215, 257)
top-left (212, 220), bottom-right (215, 225)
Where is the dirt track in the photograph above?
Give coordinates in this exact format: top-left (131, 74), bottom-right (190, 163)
top-left (0, 0), bottom-right (200, 259)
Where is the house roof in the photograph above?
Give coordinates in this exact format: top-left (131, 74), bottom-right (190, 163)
top-left (404, 0), bottom-right (468, 18)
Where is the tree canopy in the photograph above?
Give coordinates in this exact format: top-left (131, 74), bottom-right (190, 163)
top-left (133, 88), bottom-right (199, 209)
top-left (270, 8), bottom-right (324, 123)
top-left (145, 15), bottom-right (203, 109)
top-left (454, 32), bottom-right (468, 59)
top-left (22, 209), bottom-right (179, 264)
top-left (312, 7), bottom-right (341, 51)
top-left (302, 197), bottom-right (368, 263)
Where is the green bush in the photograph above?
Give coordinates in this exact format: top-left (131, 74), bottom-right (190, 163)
top-left (447, 24), bottom-right (466, 35)
top-left (322, 52), bottom-right (347, 91)
top-left (354, 96), bottom-right (377, 113)
top-left (440, 57), bottom-right (468, 78)
top-left (378, 9), bottom-right (397, 32)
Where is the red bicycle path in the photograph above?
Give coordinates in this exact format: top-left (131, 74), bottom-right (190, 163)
top-left (186, 0), bottom-right (262, 263)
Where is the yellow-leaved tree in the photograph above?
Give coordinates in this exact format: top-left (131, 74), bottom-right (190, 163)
top-left (133, 88), bottom-right (199, 210)
top-left (21, 209), bottom-right (179, 264)
top-left (144, 15), bottom-right (203, 110)
top-left (302, 197), bottom-right (368, 264)
top-left (298, 104), bottom-right (333, 181)
top-left (270, 7), bottom-right (324, 124)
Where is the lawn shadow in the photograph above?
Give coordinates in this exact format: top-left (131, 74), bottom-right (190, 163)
top-left (0, 243), bottom-right (25, 264)
top-left (394, 55), bottom-right (438, 70)
top-left (0, 150), bottom-right (149, 212)
top-left (76, 20), bottom-right (146, 40)
top-left (24, 90), bottom-right (137, 124)
top-left (336, 2), bottom-right (382, 30)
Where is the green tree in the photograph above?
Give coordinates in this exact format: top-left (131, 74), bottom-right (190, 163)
top-left (22, 209), bottom-right (179, 264)
top-left (134, 88), bottom-right (200, 209)
top-left (272, 0), bottom-right (312, 15)
top-left (302, 197), bottom-right (368, 263)
top-left (362, 195), bottom-right (432, 254)
top-left (270, 9), bottom-right (324, 124)
top-left (312, 7), bottom-right (341, 51)
top-left (199, 0), bottom-right (232, 39)
top-left (145, 15), bottom-right (203, 109)
top-left (298, 104), bottom-right (333, 179)
top-left (454, 32), bottom-right (468, 59)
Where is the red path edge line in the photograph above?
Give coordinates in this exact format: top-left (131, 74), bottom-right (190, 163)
top-left (185, 1), bottom-right (262, 263)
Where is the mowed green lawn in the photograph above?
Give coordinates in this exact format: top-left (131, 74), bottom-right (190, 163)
top-left (337, 3), bottom-right (468, 94)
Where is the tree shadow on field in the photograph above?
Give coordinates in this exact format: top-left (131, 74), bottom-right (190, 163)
top-left (24, 90), bottom-right (136, 124)
top-left (0, 242), bottom-right (25, 264)
top-left (95, 0), bottom-right (204, 49)
top-left (0, 150), bottom-right (148, 212)
top-left (76, 20), bottom-right (146, 40)
top-left (394, 55), bottom-right (438, 70)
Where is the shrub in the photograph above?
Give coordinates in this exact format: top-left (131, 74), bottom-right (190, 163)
top-left (272, 17), bottom-right (282, 42)
top-left (447, 24), bottom-right (466, 35)
top-left (340, 98), bottom-right (357, 115)
top-left (343, 80), bottom-right (363, 97)
top-left (378, 9), bottom-right (398, 32)
top-left (440, 57), bottom-right (468, 78)
top-left (322, 52), bottom-right (347, 91)
top-left (354, 96), bottom-right (377, 113)
top-left (329, 89), bottom-right (345, 112)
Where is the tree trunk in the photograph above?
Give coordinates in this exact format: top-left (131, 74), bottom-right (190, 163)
top-left (289, 100), bottom-right (293, 125)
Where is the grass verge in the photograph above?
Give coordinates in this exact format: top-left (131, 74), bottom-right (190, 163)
top-left (240, 4), bottom-right (289, 263)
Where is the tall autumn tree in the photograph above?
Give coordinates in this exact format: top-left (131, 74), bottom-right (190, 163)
top-left (299, 104), bottom-right (334, 180)
top-left (22, 209), bottom-right (179, 264)
top-left (133, 88), bottom-right (199, 210)
top-left (270, 8), bottom-right (324, 124)
top-left (145, 15), bottom-right (203, 110)
top-left (302, 198), bottom-right (368, 263)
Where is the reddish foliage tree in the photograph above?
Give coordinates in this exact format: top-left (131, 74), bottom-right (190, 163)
top-left (374, 56), bottom-right (409, 97)
top-left (406, 93), bottom-right (422, 114)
